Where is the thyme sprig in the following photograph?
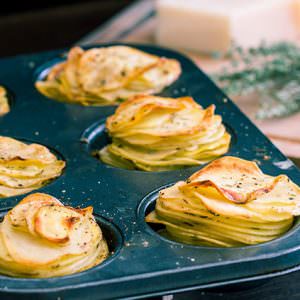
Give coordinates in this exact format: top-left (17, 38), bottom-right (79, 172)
top-left (213, 42), bottom-right (300, 119)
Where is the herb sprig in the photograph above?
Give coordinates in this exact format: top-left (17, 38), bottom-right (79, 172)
top-left (213, 42), bottom-right (300, 119)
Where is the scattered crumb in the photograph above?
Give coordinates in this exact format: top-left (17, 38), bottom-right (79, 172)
top-left (142, 241), bottom-right (149, 247)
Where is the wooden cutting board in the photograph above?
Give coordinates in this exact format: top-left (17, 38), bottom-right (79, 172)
top-left (78, 0), bottom-right (300, 158)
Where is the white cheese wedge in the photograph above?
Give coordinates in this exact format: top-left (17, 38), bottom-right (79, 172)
top-left (156, 0), bottom-right (300, 54)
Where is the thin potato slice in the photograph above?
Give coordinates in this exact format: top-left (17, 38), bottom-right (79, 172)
top-left (0, 226), bottom-right (13, 262)
top-left (0, 160), bottom-right (49, 178)
top-left (78, 46), bottom-right (159, 94)
top-left (35, 81), bottom-right (70, 102)
top-left (8, 193), bottom-right (62, 230)
top-left (0, 161), bottom-right (65, 188)
top-left (35, 206), bottom-right (83, 243)
top-left (0, 185), bottom-right (36, 198)
top-left (0, 136), bottom-right (57, 163)
top-left (63, 47), bottom-right (84, 98)
top-left (131, 58), bottom-right (183, 91)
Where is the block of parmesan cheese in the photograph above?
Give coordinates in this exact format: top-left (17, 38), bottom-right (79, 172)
top-left (156, 0), bottom-right (300, 54)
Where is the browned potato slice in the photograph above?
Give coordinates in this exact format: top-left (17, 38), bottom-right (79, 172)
top-left (8, 193), bottom-right (62, 231)
top-left (182, 156), bottom-right (300, 205)
top-left (34, 206), bottom-right (82, 243)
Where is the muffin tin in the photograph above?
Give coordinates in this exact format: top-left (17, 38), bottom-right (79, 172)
top-left (0, 43), bottom-right (300, 300)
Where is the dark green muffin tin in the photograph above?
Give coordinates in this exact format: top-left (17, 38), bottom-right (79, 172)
top-left (0, 43), bottom-right (299, 299)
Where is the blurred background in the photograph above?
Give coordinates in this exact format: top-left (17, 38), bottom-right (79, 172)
top-left (0, 0), bottom-right (133, 56)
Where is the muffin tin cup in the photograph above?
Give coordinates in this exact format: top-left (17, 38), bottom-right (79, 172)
top-left (0, 43), bottom-right (299, 299)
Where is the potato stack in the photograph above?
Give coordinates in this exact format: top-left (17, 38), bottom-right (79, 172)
top-left (99, 95), bottom-right (230, 171)
top-left (36, 46), bottom-right (181, 105)
top-left (0, 137), bottom-right (65, 197)
top-left (0, 86), bottom-right (9, 116)
top-left (146, 157), bottom-right (300, 247)
top-left (0, 193), bottom-right (109, 277)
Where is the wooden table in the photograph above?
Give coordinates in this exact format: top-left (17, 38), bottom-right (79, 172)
top-left (77, 1), bottom-right (300, 299)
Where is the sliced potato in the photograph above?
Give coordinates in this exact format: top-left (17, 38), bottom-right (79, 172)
top-left (0, 193), bottom-right (108, 277)
top-left (0, 136), bottom-right (57, 163)
top-left (34, 206), bottom-right (81, 243)
top-left (63, 46), bottom-right (84, 98)
top-left (0, 136), bottom-right (65, 198)
top-left (146, 156), bottom-right (300, 247)
top-left (8, 193), bottom-right (61, 231)
top-left (182, 156), bottom-right (300, 205)
top-left (35, 46), bottom-right (181, 106)
top-left (0, 161), bottom-right (65, 188)
top-left (35, 81), bottom-right (70, 102)
top-left (0, 185), bottom-right (36, 198)
top-left (78, 46), bottom-right (159, 94)
top-left (99, 95), bottom-right (230, 171)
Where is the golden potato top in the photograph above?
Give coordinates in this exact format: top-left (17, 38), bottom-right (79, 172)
top-left (0, 193), bottom-right (108, 277)
top-left (35, 46), bottom-right (181, 106)
top-left (183, 156), bottom-right (300, 205)
top-left (100, 95), bottom-right (230, 171)
top-left (146, 156), bottom-right (300, 246)
top-left (106, 95), bottom-right (220, 137)
top-left (78, 46), bottom-right (159, 94)
top-left (158, 156), bottom-right (300, 222)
